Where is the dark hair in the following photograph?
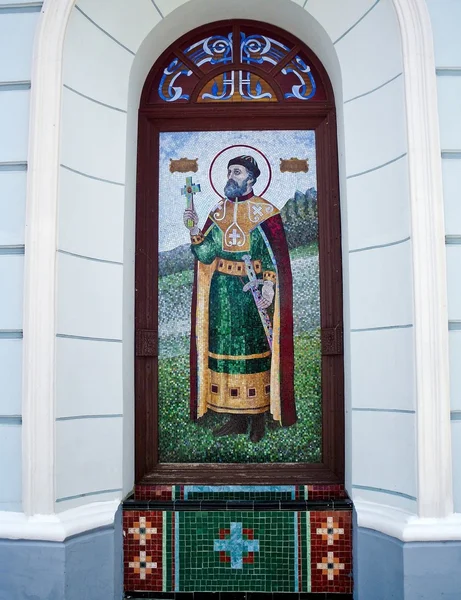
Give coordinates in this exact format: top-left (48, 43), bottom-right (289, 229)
top-left (227, 155), bottom-right (261, 182)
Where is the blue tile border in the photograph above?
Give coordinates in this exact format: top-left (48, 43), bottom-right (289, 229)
top-left (294, 512), bottom-right (299, 592)
top-left (184, 486), bottom-right (297, 500)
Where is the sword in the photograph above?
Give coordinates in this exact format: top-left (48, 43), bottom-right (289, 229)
top-left (242, 254), bottom-right (273, 350)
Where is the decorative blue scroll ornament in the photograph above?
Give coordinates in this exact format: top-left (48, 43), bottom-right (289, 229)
top-left (282, 55), bottom-right (317, 100)
top-left (184, 34), bottom-right (233, 68)
top-left (158, 58), bottom-right (192, 102)
top-left (241, 33), bottom-right (290, 67)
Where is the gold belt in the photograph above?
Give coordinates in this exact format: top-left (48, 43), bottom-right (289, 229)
top-left (216, 258), bottom-right (262, 276)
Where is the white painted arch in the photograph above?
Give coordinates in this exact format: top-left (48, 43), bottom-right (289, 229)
top-left (19, 0), bottom-right (453, 539)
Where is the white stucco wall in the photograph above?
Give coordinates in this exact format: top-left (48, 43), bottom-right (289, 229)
top-left (426, 0), bottom-right (461, 514)
top-left (0, 0), bottom-right (455, 529)
top-left (52, 0), bottom-right (418, 513)
top-left (0, 1), bottom-right (42, 512)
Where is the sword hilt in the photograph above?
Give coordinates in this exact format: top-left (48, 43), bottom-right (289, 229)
top-left (243, 279), bottom-right (264, 292)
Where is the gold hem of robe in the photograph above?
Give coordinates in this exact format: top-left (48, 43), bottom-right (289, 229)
top-left (207, 370), bottom-right (270, 414)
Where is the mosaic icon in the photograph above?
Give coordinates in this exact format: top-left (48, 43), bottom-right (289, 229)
top-left (185, 149), bottom-right (295, 443)
top-left (158, 131), bottom-right (321, 463)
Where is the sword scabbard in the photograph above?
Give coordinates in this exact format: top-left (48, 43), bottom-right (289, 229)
top-left (242, 254), bottom-right (273, 349)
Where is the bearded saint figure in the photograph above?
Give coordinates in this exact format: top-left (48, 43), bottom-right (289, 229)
top-left (183, 155), bottom-right (296, 442)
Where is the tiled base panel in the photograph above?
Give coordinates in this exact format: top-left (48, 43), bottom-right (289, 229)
top-left (123, 486), bottom-right (352, 596)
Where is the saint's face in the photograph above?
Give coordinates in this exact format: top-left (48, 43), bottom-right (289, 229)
top-left (227, 164), bottom-right (248, 185)
top-left (224, 164), bottom-right (252, 199)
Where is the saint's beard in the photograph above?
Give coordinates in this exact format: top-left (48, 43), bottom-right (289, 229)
top-left (224, 176), bottom-right (252, 199)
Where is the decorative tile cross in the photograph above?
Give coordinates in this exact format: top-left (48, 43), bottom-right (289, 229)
top-left (129, 550), bottom-right (157, 580)
top-left (229, 228), bottom-right (241, 245)
top-left (316, 516), bottom-right (344, 545)
top-left (128, 516), bottom-right (157, 546)
top-left (214, 522), bottom-right (260, 569)
top-left (317, 551), bottom-right (345, 581)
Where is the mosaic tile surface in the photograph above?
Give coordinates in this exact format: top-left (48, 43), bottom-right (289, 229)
top-left (176, 511), bottom-right (297, 592)
top-left (124, 512), bottom-right (163, 592)
top-left (124, 507), bottom-right (352, 593)
top-left (134, 484), bottom-right (347, 502)
top-left (310, 511), bottom-right (352, 594)
top-left (158, 130), bottom-right (321, 465)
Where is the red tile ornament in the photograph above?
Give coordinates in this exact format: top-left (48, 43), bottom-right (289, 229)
top-left (123, 511), bottom-right (163, 592)
top-left (310, 510), bottom-right (352, 594)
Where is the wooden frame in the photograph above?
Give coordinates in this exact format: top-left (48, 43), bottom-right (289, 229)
top-left (135, 20), bottom-right (344, 485)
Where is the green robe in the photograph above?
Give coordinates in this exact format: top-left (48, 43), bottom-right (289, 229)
top-left (191, 223), bottom-right (276, 413)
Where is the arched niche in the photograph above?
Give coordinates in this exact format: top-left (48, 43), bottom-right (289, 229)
top-left (19, 0), bottom-right (450, 540)
top-left (135, 20), bottom-right (344, 485)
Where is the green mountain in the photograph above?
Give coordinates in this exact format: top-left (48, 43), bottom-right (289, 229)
top-left (280, 187), bottom-right (318, 250)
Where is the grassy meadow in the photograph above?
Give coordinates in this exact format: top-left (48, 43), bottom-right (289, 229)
top-left (158, 243), bottom-right (322, 463)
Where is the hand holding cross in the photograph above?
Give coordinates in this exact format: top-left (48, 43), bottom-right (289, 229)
top-left (181, 176), bottom-right (201, 229)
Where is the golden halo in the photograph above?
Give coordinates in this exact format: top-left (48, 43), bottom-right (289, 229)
top-left (209, 144), bottom-right (272, 198)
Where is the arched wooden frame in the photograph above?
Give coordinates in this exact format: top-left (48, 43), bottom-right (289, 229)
top-left (135, 20), bottom-right (344, 484)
